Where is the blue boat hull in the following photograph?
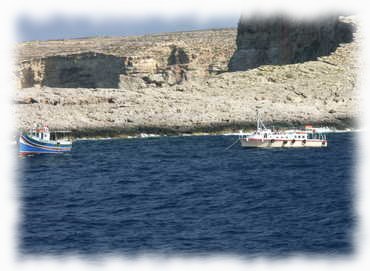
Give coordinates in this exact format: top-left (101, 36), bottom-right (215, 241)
top-left (19, 134), bottom-right (72, 155)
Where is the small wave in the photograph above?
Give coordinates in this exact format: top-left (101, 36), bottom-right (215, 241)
top-left (330, 128), bottom-right (359, 133)
top-left (75, 137), bottom-right (113, 141)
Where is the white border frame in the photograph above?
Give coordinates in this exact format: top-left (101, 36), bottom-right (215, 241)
top-left (1, 1), bottom-right (369, 270)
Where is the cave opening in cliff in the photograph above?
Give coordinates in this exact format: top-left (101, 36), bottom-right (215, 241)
top-left (20, 67), bottom-right (36, 88)
top-left (228, 15), bottom-right (355, 71)
top-left (41, 52), bottom-right (124, 88)
top-left (167, 46), bottom-right (190, 66)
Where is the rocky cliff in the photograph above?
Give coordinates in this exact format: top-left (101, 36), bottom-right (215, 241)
top-left (17, 29), bottom-right (236, 89)
top-left (14, 16), bottom-right (360, 137)
top-left (229, 15), bottom-right (355, 71)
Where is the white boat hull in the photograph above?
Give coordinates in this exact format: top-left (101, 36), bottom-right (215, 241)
top-left (240, 138), bottom-right (327, 148)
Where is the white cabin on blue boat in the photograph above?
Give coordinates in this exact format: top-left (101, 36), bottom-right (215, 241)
top-left (19, 124), bottom-right (73, 155)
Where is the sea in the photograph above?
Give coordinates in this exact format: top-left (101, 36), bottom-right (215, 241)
top-left (18, 132), bottom-right (355, 257)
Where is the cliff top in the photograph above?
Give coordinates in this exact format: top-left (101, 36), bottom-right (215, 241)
top-left (17, 28), bottom-right (237, 62)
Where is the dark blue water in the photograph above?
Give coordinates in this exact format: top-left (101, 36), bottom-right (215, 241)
top-left (18, 133), bottom-right (355, 257)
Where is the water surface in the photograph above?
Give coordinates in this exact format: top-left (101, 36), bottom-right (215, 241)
top-left (19, 133), bottom-right (355, 257)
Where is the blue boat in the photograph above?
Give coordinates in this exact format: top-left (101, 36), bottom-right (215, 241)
top-left (19, 125), bottom-right (73, 155)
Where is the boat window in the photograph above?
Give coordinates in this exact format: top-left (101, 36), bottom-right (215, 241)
top-left (41, 133), bottom-right (43, 140)
top-left (264, 133), bottom-right (267, 138)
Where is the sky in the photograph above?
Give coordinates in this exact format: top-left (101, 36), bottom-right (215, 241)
top-left (17, 15), bottom-right (240, 42)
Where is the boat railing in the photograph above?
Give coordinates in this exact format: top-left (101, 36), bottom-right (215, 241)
top-left (50, 131), bottom-right (73, 141)
top-left (309, 133), bottom-right (326, 140)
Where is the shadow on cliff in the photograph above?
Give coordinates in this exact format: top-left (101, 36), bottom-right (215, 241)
top-left (20, 52), bottom-right (124, 89)
top-left (42, 52), bottom-right (124, 88)
top-left (228, 14), bottom-right (355, 71)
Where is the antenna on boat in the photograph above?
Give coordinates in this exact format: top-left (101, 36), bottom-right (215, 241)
top-left (256, 108), bottom-right (266, 131)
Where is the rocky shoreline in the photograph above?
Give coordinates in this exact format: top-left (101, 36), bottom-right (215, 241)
top-left (15, 48), bottom-right (359, 138)
top-left (70, 120), bottom-right (356, 139)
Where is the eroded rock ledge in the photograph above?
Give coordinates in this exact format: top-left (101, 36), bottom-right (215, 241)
top-left (17, 29), bottom-right (236, 89)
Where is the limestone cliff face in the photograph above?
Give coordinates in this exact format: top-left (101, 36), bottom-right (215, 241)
top-left (228, 15), bottom-right (355, 71)
top-left (17, 29), bottom-right (236, 89)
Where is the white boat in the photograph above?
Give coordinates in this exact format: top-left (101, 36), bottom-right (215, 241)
top-left (239, 111), bottom-right (328, 148)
